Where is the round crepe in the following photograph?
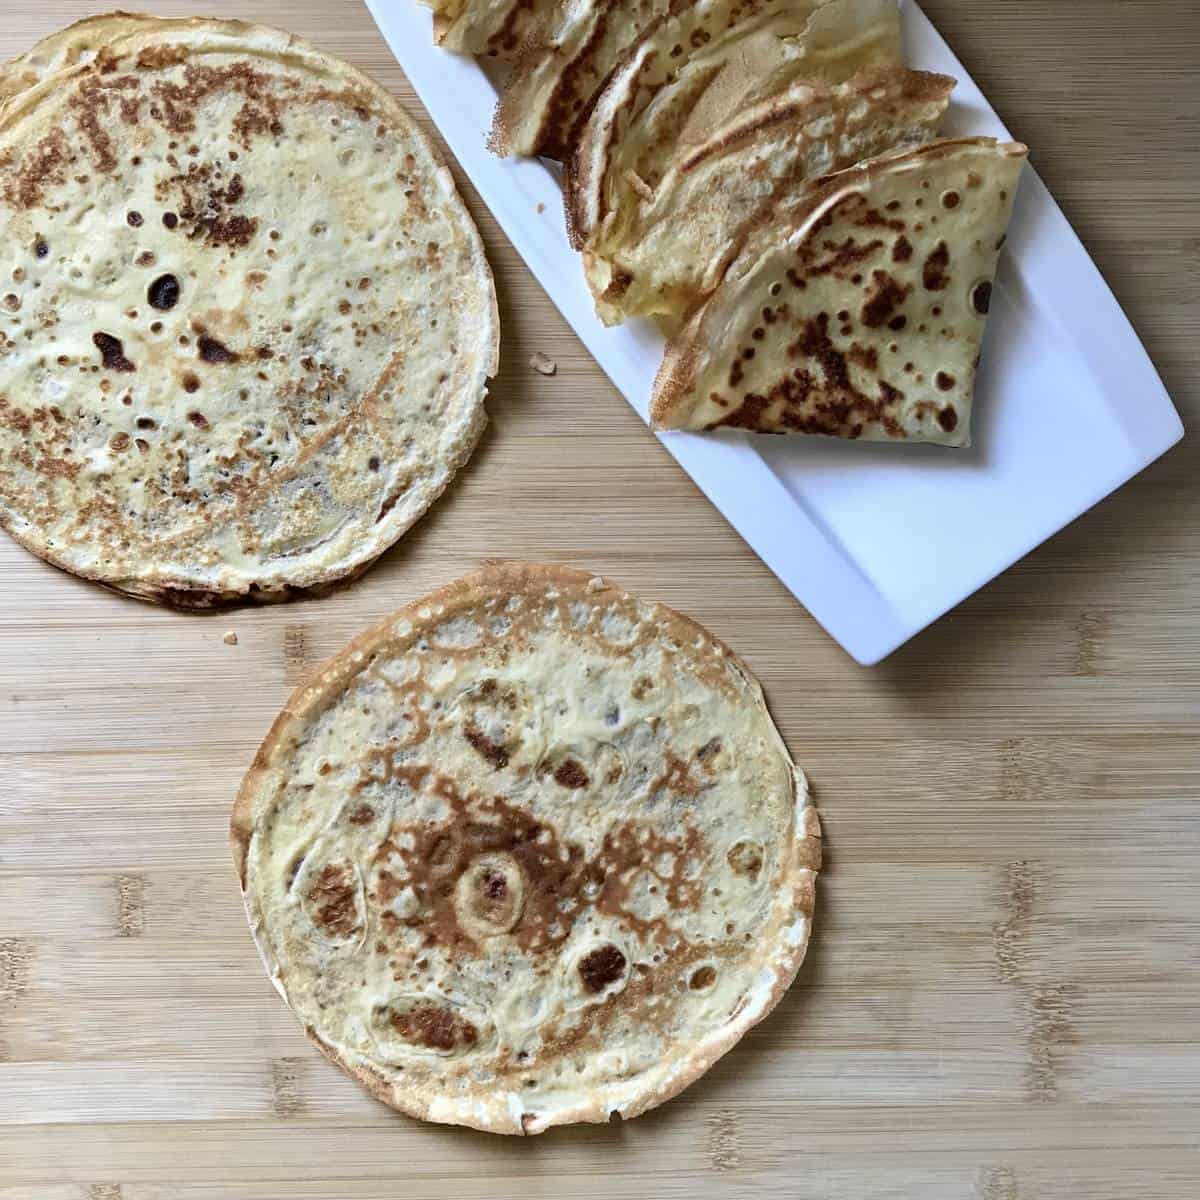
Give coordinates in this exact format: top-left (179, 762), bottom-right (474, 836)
top-left (0, 17), bottom-right (497, 605)
top-left (232, 563), bottom-right (820, 1134)
top-left (579, 66), bottom-right (952, 325)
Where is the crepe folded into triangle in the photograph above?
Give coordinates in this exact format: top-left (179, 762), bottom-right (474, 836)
top-left (567, 0), bottom-right (902, 248)
top-left (650, 138), bottom-right (1028, 447)
top-left (579, 66), bottom-right (953, 325)
top-left (423, 0), bottom-right (563, 58)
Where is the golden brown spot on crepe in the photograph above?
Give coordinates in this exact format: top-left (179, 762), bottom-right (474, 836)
top-left (848, 344), bottom-right (880, 371)
top-left (727, 840), bottom-right (763, 879)
top-left (68, 76), bottom-right (139, 174)
top-left (371, 766), bottom-right (707, 954)
top-left (232, 99), bottom-right (284, 147)
top-left (148, 62), bottom-right (276, 136)
top-left (806, 236), bottom-right (883, 278)
top-left (3, 128), bottom-right (71, 210)
top-left (197, 334), bottom-right (237, 364)
top-left (390, 1002), bottom-right (478, 1051)
top-left (463, 722), bottom-right (509, 769)
top-left (92, 332), bottom-right (135, 372)
top-left (553, 759), bottom-right (590, 789)
top-left (923, 241), bottom-right (950, 291)
top-left (579, 944), bottom-right (627, 993)
top-left (307, 863), bottom-right (360, 938)
top-left (651, 751), bottom-right (705, 799)
top-left (860, 271), bottom-right (912, 329)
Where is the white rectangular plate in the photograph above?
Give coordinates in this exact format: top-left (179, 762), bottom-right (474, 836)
top-left (365, 0), bottom-right (1184, 664)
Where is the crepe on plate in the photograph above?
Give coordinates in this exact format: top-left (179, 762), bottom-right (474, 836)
top-left (421, 0), bottom-right (563, 58)
top-left (579, 66), bottom-right (953, 325)
top-left (651, 137), bottom-right (1028, 445)
top-left (232, 562), bottom-right (820, 1134)
top-left (0, 16), bottom-right (497, 605)
top-left (566, 0), bottom-right (901, 252)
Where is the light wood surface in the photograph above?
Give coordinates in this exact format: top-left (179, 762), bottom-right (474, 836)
top-left (1, 2), bottom-right (1197, 1196)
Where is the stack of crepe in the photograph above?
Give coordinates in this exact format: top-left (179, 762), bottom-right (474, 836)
top-left (418, 0), bottom-right (1027, 446)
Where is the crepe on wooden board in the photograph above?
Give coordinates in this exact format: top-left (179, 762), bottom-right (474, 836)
top-left (233, 563), bottom-right (820, 1134)
top-left (0, 15), bottom-right (497, 605)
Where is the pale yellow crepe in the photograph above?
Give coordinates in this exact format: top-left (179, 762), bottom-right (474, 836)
top-left (0, 17), bottom-right (496, 604)
top-left (652, 138), bottom-right (1028, 446)
top-left (233, 563), bottom-right (820, 1134)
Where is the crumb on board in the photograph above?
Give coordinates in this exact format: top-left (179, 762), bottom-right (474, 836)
top-left (223, 631), bottom-right (239, 646)
top-left (536, 202), bottom-right (545, 214)
top-left (530, 352), bottom-right (557, 376)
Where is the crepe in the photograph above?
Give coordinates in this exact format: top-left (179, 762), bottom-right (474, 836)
top-left (567, 0), bottom-right (901, 251)
top-left (0, 17), bottom-right (497, 605)
top-left (651, 138), bottom-right (1027, 445)
top-left (580, 67), bottom-right (953, 325)
top-left (490, 0), bottom-right (673, 159)
top-left (422, 0), bottom-right (564, 58)
top-left (232, 562), bottom-right (820, 1134)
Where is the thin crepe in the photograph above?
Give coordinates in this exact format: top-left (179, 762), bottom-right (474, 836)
top-left (0, 17), bottom-right (497, 605)
top-left (651, 138), bottom-right (1027, 445)
top-left (567, 0), bottom-right (901, 250)
top-left (581, 66), bottom-right (953, 324)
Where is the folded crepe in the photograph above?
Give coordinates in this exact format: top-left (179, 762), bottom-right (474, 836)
top-left (650, 138), bottom-right (1028, 447)
top-left (423, 0), bottom-right (564, 58)
top-left (579, 66), bottom-right (953, 324)
top-left (490, 0), bottom-right (672, 158)
top-left (567, 0), bottom-right (901, 249)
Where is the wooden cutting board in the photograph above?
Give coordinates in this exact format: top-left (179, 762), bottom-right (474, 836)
top-left (1, 3), bottom-right (1197, 1196)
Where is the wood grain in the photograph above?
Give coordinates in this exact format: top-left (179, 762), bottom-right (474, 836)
top-left (1, 2), bottom-right (1197, 1196)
